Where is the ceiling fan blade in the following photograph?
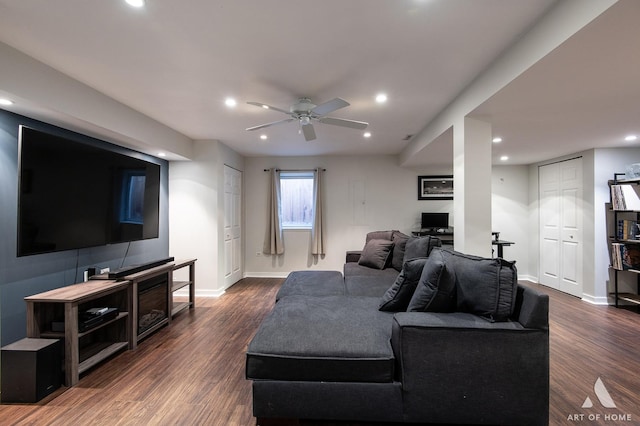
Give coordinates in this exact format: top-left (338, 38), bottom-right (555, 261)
top-left (301, 123), bottom-right (317, 141)
top-left (311, 98), bottom-right (349, 116)
top-left (319, 117), bottom-right (368, 130)
top-left (247, 101), bottom-right (291, 115)
top-left (246, 118), bottom-right (295, 131)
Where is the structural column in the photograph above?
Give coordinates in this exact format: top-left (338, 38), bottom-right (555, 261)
top-left (453, 117), bottom-right (492, 257)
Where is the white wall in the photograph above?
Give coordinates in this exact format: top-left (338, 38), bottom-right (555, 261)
top-left (491, 165), bottom-right (530, 276)
top-left (244, 155), bottom-right (450, 276)
top-left (169, 140), bottom-right (244, 296)
top-left (244, 155), bottom-right (531, 278)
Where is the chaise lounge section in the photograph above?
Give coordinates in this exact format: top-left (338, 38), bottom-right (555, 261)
top-left (246, 232), bottom-right (549, 425)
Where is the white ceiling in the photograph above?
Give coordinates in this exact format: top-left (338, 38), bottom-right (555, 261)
top-left (0, 0), bottom-right (637, 166)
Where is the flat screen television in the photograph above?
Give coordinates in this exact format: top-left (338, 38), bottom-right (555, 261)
top-left (17, 125), bottom-right (161, 257)
top-left (421, 212), bottom-right (449, 230)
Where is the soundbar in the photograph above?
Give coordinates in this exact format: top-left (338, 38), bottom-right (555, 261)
top-left (107, 257), bottom-right (175, 280)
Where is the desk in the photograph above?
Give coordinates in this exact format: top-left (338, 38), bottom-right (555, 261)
top-left (492, 240), bottom-right (514, 258)
top-left (412, 230), bottom-right (453, 245)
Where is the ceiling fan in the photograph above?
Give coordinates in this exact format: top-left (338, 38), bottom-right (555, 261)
top-left (245, 97), bottom-right (368, 141)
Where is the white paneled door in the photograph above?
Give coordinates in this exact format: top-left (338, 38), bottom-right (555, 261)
top-left (538, 158), bottom-right (583, 297)
top-left (224, 165), bottom-right (242, 287)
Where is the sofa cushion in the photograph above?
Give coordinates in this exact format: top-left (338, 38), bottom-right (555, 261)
top-left (403, 236), bottom-right (441, 262)
top-left (276, 270), bottom-right (345, 302)
top-left (345, 275), bottom-right (397, 297)
top-left (246, 295), bottom-right (395, 383)
top-left (366, 230), bottom-right (395, 242)
top-left (358, 239), bottom-right (394, 270)
top-left (444, 249), bottom-right (518, 322)
top-left (407, 248), bottom-right (456, 312)
top-left (379, 257), bottom-right (428, 311)
top-left (391, 232), bottom-right (410, 271)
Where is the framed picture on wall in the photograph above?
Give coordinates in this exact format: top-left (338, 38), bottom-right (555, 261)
top-left (418, 175), bottom-right (453, 200)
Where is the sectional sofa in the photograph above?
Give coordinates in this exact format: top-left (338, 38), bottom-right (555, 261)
top-left (246, 231), bottom-right (549, 425)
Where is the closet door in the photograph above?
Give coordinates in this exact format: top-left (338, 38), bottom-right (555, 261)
top-left (224, 165), bottom-right (242, 287)
top-left (539, 158), bottom-right (583, 297)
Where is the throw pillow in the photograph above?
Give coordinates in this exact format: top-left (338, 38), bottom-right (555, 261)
top-left (358, 239), bottom-right (394, 270)
top-left (365, 230), bottom-right (395, 243)
top-left (391, 231), bottom-right (410, 271)
top-left (403, 235), bottom-right (442, 263)
top-left (407, 248), bottom-right (456, 312)
top-left (379, 257), bottom-right (428, 311)
top-left (447, 249), bottom-right (518, 322)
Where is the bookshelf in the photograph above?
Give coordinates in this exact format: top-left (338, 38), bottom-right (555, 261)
top-left (609, 173), bottom-right (640, 309)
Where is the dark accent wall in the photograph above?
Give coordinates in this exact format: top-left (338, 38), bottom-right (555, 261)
top-left (0, 109), bottom-right (169, 346)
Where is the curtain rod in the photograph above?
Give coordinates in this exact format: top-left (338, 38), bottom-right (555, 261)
top-left (263, 168), bottom-right (326, 172)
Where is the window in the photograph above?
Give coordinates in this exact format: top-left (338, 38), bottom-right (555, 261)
top-left (280, 171), bottom-right (314, 229)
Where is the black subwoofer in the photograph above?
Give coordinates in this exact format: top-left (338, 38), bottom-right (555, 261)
top-left (1, 338), bottom-right (62, 403)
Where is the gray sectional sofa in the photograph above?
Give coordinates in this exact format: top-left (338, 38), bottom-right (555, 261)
top-left (246, 231), bottom-right (549, 425)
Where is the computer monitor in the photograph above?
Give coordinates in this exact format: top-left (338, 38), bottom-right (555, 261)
top-left (421, 212), bottom-right (449, 230)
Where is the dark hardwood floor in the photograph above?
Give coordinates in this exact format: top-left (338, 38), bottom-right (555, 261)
top-left (1, 278), bottom-right (639, 425)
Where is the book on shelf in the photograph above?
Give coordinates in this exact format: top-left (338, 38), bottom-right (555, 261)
top-left (617, 219), bottom-right (640, 240)
top-left (611, 243), bottom-right (640, 270)
top-left (611, 184), bottom-right (640, 210)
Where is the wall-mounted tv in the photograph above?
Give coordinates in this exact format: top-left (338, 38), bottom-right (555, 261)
top-left (17, 125), bottom-right (161, 257)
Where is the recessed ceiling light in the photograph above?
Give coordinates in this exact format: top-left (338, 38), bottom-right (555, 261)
top-left (125, 0), bottom-right (145, 7)
top-left (624, 135), bottom-right (638, 142)
top-left (500, 155), bottom-right (509, 161)
top-left (158, 152), bottom-right (166, 157)
top-left (0, 98), bottom-right (14, 106)
top-left (375, 93), bottom-right (387, 104)
top-left (363, 132), bottom-right (372, 138)
top-left (492, 137), bottom-right (503, 143)
top-left (261, 104), bottom-right (269, 109)
top-left (260, 134), bottom-right (268, 140)
top-left (225, 97), bottom-right (237, 108)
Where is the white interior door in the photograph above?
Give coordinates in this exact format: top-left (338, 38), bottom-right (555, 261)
top-left (539, 158), bottom-right (583, 297)
top-left (224, 165), bottom-right (242, 287)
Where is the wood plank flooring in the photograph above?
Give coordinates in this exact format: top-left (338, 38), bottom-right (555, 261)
top-left (1, 278), bottom-right (639, 425)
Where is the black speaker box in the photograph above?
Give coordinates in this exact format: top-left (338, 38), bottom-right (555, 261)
top-left (1, 338), bottom-right (62, 403)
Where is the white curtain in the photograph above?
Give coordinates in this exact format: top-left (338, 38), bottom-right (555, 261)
top-left (311, 168), bottom-right (326, 255)
top-left (263, 168), bottom-right (284, 255)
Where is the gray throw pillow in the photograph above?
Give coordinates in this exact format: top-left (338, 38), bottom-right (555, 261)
top-left (407, 248), bottom-right (456, 312)
top-left (403, 235), bottom-right (442, 262)
top-left (379, 257), bottom-right (428, 311)
top-left (358, 239), bottom-right (394, 270)
top-left (391, 231), bottom-right (410, 271)
top-left (447, 249), bottom-right (517, 322)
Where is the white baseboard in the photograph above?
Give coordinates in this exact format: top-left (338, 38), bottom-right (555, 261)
top-left (243, 272), bottom-right (289, 279)
top-left (518, 274), bottom-right (538, 283)
top-left (581, 294), bottom-right (610, 305)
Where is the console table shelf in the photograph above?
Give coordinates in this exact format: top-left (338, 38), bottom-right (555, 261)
top-left (24, 279), bottom-right (132, 387)
top-left (170, 259), bottom-right (196, 317)
top-left (24, 258), bottom-right (196, 387)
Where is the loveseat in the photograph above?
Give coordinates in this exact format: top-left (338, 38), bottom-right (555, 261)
top-left (246, 231), bottom-right (549, 425)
